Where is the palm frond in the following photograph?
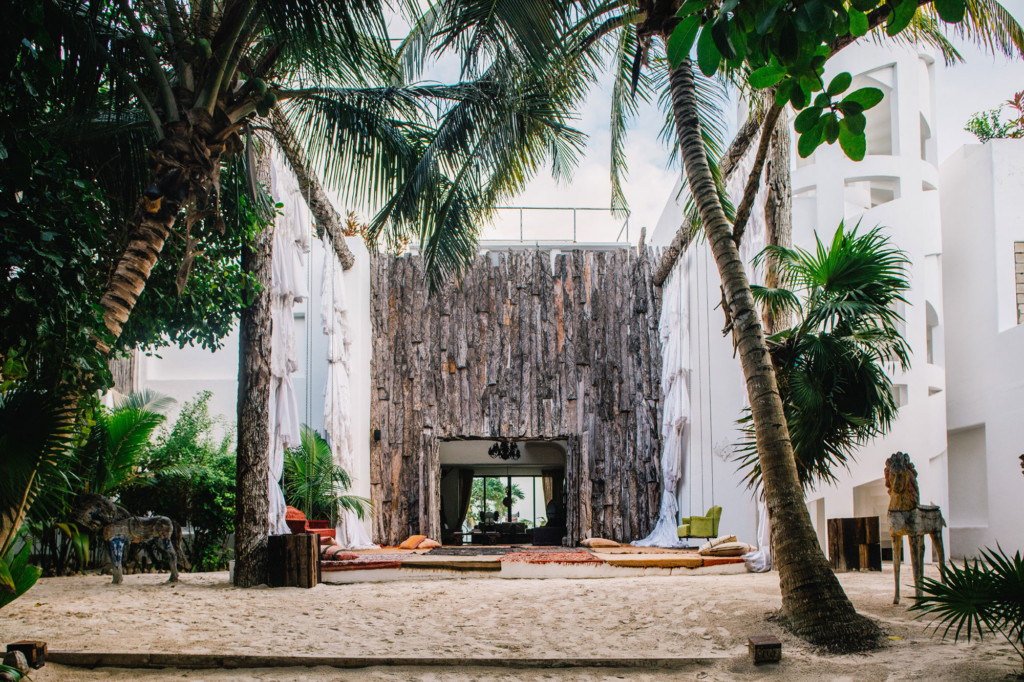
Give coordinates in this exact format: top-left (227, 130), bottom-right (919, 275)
top-left (922, 0), bottom-right (1024, 60)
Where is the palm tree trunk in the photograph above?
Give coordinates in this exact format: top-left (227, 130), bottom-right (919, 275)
top-left (268, 108), bottom-right (355, 270)
top-left (667, 58), bottom-right (878, 651)
top-left (233, 148), bottom-right (275, 588)
top-left (763, 118), bottom-right (793, 334)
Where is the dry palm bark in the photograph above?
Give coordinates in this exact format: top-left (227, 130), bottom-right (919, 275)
top-left (666, 57), bottom-right (878, 649)
top-left (233, 144), bottom-right (274, 588)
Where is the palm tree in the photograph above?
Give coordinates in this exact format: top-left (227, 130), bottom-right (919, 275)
top-left (410, 0), bottom-right (1022, 651)
top-left (283, 425), bottom-right (369, 525)
top-left (737, 225), bottom-right (912, 491)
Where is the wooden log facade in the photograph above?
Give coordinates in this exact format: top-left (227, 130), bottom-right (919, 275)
top-left (369, 247), bottom-right (664, 546)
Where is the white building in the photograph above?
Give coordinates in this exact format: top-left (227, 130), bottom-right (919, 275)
top-left (939, 138), bottom-right (1024, 556)
top-left (651, 43), bottom-right (1023, 560)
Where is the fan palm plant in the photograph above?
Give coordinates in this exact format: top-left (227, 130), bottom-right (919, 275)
top-left (738, 224), bottom-right (911, 490)
top-left (910, 546), bottom-right (1024, 675)
top-left (283, 425), bottom-right (369, 525)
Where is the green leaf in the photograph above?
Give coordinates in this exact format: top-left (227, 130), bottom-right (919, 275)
top-left (794, 106), bottom-right (823, 134)
top-left (0, 560), bottom-right (14, 595)
top-left (849, 8), bottom-right (870, 36)
top-left (790, 81), bottom-right (809, 110)
top-left (839, 122), bottom-right (867, 160)
top-left (775, 79), bottom-right (795, 107)
top-left (827, 72), bottom-right (853, 96)
top-left (814, 92), bottom-right (832, 107)
top-left (712, 17), bottom-right (736, 60)
top-left (851, 0), bottom-right (879, 10)
top-left (756, 5), bottom-right (780, 34)
top-left (844, 111), bottom-right (867, 135)
top-left (798, 119), bottom-right (826, 158)
top-left (887, 0), bottom-right (918, 36)
top-left (668, 15), bottom-right (702, 68)
top-left (749, 65), bottom-right (785, 89)
top-left (933, 0), bottom-right (966, 22)
top-left (696, 24), bottom-right (722, 76)
top-left (843, 87), bottom-right (884, 110)
top-left (824, 114), bottom-right (841, 143)
top-left (676, 0), bottom-right (707, 17)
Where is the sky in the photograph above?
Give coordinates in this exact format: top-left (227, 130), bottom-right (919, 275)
top-left (475, 6), bottom-right (1024, 243)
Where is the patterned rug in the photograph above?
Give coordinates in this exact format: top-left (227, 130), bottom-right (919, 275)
top-left (426, 546), bottom-right (556, 556)
top-left (498, 550), bottom-right (604, 565)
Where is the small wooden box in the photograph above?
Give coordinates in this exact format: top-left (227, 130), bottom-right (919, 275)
top-left (6, 640), bottom-right (47, 669)
top-left (748, 635), bottom-right (781, 664)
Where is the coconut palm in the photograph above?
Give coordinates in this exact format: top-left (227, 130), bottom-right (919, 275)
top-left (737, 225), bottom-right (912, 491)
top-left (283, 425), bottom-right (369, 525)
top-left (409, 0), bottom-right (1023, 652)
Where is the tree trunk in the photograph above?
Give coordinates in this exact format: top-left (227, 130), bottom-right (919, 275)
top-left (667, 58), bottom-right (878, 651)
top-left (762, 119), bottom-right (793, 334)
top-left (233, 148), bottom-right (275, 587)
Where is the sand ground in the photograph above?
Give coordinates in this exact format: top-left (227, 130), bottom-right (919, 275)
top-left (1, 564), bottom-right (1020, 680)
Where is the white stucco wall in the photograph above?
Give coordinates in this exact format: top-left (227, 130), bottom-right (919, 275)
top-left (653, 43), bottom-right (952, 559)
top-left (138, 235), bottom-right (374, 533)
top-left (940, 138), bottom-right (1024, 557)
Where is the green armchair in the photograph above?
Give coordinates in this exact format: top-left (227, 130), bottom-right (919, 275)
top-left (677, 506), bottom-right (722, 539)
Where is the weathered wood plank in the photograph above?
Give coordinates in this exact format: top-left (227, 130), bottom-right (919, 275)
top-left (369, 246), bottom-right (663, 545)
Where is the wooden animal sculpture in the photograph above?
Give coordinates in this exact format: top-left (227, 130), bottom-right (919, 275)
top-left (884, 452), bottom-right (946, 604)
top-left (73, 494), bottom-right (182, 585)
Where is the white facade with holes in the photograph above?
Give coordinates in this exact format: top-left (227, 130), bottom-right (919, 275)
top-left (650, 42), bottom-right (1022, 561)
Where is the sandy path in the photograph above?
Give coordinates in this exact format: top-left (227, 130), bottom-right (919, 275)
top-left (1, 566), bottom-right (1019, 680)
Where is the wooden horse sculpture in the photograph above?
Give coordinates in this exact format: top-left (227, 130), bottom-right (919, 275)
top-left (884, 452), bottom-right (946, 604)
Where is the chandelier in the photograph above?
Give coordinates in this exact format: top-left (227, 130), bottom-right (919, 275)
top-left (487, 440), bottom-right (521, 461)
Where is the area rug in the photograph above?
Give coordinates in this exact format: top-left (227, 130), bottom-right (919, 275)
top-left (426, 546), bottom-right (553, 556)
top-left (498, 550), bottom-right (604, 565)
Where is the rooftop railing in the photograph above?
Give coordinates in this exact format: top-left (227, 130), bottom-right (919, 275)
top-left (482, 206), bottom-right (631, 245)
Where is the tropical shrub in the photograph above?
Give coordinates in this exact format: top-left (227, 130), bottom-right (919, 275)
top-left (965, 90), bottom-right (1024, 143)
top-left (738, 225), bottom-right (911, 490)
top-left (283, 425), bottom-right (369, 525)
top-left (120, 391), bottom-right (237, 571)
top-left (911, 546), bottom-right (1024, 674)
top-left (0, 532), bottom-right (42, 611)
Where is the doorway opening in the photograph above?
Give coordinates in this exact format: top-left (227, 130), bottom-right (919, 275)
top-left (438, 438), bottom-right (567, 546)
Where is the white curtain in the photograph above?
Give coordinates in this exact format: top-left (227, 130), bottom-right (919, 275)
top-left (729, 127), bottom-right (773, 572)
top-left (266, 155), bottom-right (309, 536)
top-left (321, 235), bottom-right (377, 550)
top-left (633, 255), bottom-right (690, 548)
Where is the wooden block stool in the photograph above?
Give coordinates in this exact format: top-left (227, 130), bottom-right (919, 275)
top-left (6, 641), bottom-right (46, 669)
top-left (748, 635), bottom-right (781, 664)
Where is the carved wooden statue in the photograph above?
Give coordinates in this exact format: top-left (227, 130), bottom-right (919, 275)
top-left (73, 494), bottom-right (183, 584)
top-left (884, 452), bottom-right (946, 604)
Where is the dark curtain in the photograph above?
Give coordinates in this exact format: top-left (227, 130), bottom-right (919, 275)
top-left (456, 469), bottom-right (475, 531)
top-left (542, 468), bottom-right (564, 509)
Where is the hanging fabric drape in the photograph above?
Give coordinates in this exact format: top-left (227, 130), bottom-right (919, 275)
top-left (321, 234), bottom-right (378, 550)
top-left (266, 154), bottom-right (310, 535)
top-left (633, 254), bottom-right (690, 548)
top-left (726, 130), bottom-right (773, 572)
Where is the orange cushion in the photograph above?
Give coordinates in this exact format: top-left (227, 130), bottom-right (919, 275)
top-left (417, 538), bottom-right (441, 549)
top-left (285, 506), bottom-right (307, 521)
top-left (398, 535), bottom-right (427, 549)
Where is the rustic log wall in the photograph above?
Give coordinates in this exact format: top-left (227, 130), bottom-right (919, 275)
top-left (370, 247), bottom-right (663, 546)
